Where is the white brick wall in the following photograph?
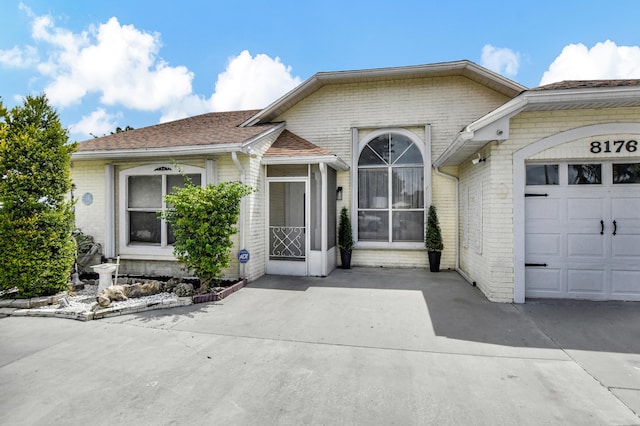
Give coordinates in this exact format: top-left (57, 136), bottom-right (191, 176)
top-left (71, 160), bottom-right (107, 245)
top-left (276, 76), bottom-right (511, 270)
top-left (459, 106), bottom-right (640, 302)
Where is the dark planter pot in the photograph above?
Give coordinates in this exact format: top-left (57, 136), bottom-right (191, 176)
top-left (428, 251), bottom-right (442, 272)
top-left (340, 249), bottom-right (352, 269)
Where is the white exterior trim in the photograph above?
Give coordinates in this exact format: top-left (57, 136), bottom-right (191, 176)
top-left (352, 127), bottom-right (429, 249)
top-left (513, 122), bottom-right (640, 303)
top-left (118, 163), bottom-right (205, 258)
top-left (104, 164), bottom-right (115, 258)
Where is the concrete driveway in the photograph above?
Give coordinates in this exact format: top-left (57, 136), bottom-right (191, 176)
top-left (1, 268), bottom-right (639, 425)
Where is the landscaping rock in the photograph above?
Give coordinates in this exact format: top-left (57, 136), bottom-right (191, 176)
top-left (175, 282), bottom-right (195, 297)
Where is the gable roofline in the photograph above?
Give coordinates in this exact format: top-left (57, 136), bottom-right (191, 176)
top-left (262, 129), bottom-right (349, 171)
top-left (434, 81), bottom-right (640, 167)
top-left (240, 60), bottom-right (527, 127)
top-left (72, 121), bottom-right (286, 161)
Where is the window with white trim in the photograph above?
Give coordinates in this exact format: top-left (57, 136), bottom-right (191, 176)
top-left (357, 132), bottom-right (425, 244)
top-left (119, 164), bottom-right (204, 256)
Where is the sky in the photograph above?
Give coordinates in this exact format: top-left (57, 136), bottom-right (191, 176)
top-left (1, 0), bottom-right (640, 142)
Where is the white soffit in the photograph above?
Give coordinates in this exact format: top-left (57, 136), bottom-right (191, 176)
top-left (435, 85), bottom-right (640, 167)
top-left (241, 60), bottom-right (526, 127)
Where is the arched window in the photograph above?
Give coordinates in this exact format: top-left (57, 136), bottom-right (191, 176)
top-left (357, 132), bottom-right (424, 243)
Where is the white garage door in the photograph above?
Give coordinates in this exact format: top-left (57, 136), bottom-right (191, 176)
top-left (525, 162), bottom-right (640, 300)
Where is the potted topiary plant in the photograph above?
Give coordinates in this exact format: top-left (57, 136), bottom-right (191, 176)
top-left (338, 207), bottom-right (354, 269)
top-left (425, 205), bottom-right (444, 272)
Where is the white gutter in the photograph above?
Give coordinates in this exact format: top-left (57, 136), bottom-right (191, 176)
top-left (231, 151), bottom-right (247, 279)
top-left (262, 155), bottom-right (350, 171)
top-left (241, 60), bottom-right (526, 127)
top-left (435, 85), bottom-right (640, 168)
top-left (72, 143), bottom-right (242, 161)
top-left (72, 123), bottom-right (286, 161)
top-left (240, 122), bottom-right (286, 150)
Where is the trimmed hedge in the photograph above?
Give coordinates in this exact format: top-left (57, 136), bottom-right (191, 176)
top-left (0, 95), bottom-right (76, 298)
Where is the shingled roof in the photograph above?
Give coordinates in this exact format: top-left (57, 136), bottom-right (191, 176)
top-left (76, 110), bottom-right (280, 152)
top-left (531, 80), bottom-right (640, 91)
top-left (264, 130), bottom-right (335, 157)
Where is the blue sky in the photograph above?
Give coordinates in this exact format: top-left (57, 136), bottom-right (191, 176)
top-left (2, 0), bottom-right (640, 142)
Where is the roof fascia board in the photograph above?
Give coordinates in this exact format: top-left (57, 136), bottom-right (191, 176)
top-left (240, 75), bottom-right (322, 127)
top-left (240, 122), bottom-right (286, 150)
top-left (72, 143), bottom-right (242, 161)
top-left (263, 155), bottom-right (349, 171)
top-left (72, 123), bottom-right (287, 161)
top-left (467, 85), bottom-right (640, 134)
top-left (241, 61), bottom-right (527, 127)
top-left (436, 85), bottom-right (640, 167)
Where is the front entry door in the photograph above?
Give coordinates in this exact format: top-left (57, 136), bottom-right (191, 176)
top-left (266, 180), bottom-right (308, 275)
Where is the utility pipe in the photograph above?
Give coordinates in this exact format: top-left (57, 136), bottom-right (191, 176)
top-left (231, 152), bottom-right (246, 279)
top-left (433, 166), bottom-right (460, 272)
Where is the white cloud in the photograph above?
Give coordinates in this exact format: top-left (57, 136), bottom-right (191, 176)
top-left (0, 45), bottom-right (38, 68)
top-left (69, 108), bottom-right (120, 137)
top-left (160, 50), bottom-right (302, 122)
top-left (9, 9), bottom-right (303, 137)
top-left (31, 15), bottom-right (194, 109)
top-left (209, 50), bottom-right (302, 111)
top-left (481, 45), bottom-right (520, 77)
top-left (540, 40), bottom-right (640, 85)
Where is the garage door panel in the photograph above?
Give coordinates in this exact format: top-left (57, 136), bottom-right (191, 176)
top-left (525, 161), bottom-right (640, 301)
top-left (567, 234), bottom-right (605, 257)
top-left (525, 198), bottom-right (560, 219)
top-left (567, 198), bottom-right (603, 219)
top-left (525, 221), bottom-right (563, 234)
top-left (612, 236), bottom-right (640, 257)
top-left (525, 268), bottom-right (562, 292)
top-left (567, 269), bottom-right (606, 294)
top-left (611, 271), bottom-right (640, 298)
top-left (525, 234), bottom-right (560, 256)
top-left (611, 197), bottom-right (640, 218)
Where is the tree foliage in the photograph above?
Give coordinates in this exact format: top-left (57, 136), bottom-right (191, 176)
top-left (162, 181), bottom-right (254, 292)
top-left (338, 207), bottom-right (353, 252)
top-left (0, 95), bottom-right (77, 297)
top-left (425, 205), bottom-right (444, 252)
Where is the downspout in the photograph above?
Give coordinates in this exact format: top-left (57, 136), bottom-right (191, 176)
top-left (433, 167), bottom-right (460, 272)
top-left (231, 151), bottom-right (246, 279)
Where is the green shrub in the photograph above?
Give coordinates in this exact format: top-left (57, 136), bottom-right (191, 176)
top-left (425, 205), bottom-right (444, 252)
top-left (162, 181), bottom-right (254, 292)
top-left (338, 207), bottom-right (353, 252)
top-left (0, 95), bottom-right (77, 298)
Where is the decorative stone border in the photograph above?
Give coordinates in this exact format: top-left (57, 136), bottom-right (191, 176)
top-left (7, 296), bottom-right (193, 321)
top-left (0, 278), bottom-right (247, 321)
top-left (0, 294), bottom-right (67, 309)
top-left (192, 278), bottom-right (246, 304)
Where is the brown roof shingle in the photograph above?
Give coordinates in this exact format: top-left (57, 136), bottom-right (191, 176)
top-left (264, 130), bottom-right (335, 158)
top-left (76, 110), bottom-right (280, 152)
top-left (532, 80), bottom-right (640, 91)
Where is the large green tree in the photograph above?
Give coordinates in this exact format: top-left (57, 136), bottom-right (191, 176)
top-left (0, 95), bottom-right (77, 297)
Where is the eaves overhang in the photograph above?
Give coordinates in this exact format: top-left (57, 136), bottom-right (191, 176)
top-left (434, 85), bottom-right (640, 167)
top-left (262, 154), bottom-right (350, 171)
top-left (71, 143), bottom-right (244, 161)
top-left (72, 123), bottom-right (286, 161)
top-left (241, 60), bottom-right (526, 127)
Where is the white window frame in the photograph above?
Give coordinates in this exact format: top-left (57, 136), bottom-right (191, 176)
top-left (352, 128), bottom-right (427, 249)
top-left (118, 164), bottom-right (205, 258)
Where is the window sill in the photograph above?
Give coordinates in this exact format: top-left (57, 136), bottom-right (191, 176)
top-left (354, 242), bottom-right (425, 250)
top-left (118, 245), bottom-right (177, 261)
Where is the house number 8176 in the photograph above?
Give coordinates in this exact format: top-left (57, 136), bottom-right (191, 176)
top-left (590, 140), bottom-right (637, 154)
